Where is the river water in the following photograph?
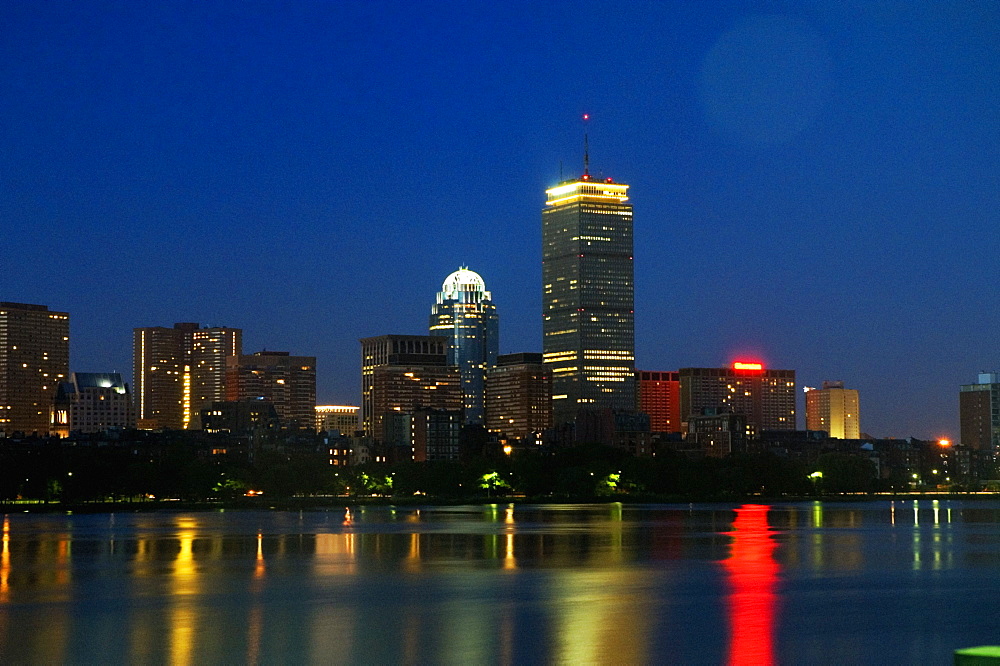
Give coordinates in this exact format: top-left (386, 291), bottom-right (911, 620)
top-left (0, 501), bottom-right (996, 664)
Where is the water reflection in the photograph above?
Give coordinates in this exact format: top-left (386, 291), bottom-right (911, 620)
top-left (1, 502), bottom-right (1000, 663)
top-left (724, 505), bottom-right (778, 666)
top-left (1, 517), bottom-right (9, 603)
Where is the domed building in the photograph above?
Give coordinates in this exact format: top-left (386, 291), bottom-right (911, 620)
top-left (429, 267), bottom-right (499, 424)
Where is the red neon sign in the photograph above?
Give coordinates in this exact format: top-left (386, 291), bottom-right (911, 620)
top-left (733, 362), bottom-right (763, 371)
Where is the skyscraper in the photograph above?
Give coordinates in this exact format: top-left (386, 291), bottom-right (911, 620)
top-left (360, 335), bottom-right (462, 443)
top-left (0, 302), bottom-right (69, 435)
top-left (188, 325), bottom-right (242, 429)
top-left (542, 172), bottom-right (635, 425)
top-left (133, 323), bottom-right (241, 430)
top-left (226, 351), bottom-right (317, 428)
top-left (485, 352), bottom-right (552, 441)
top-left (804, 380), bottom-right (860, 439)
top-left (679, 363), bottom-right (796, 436)
top-left (960, 373), bottom-right (1000, 452)
top-left (429, 267), bottom-right (498, 424)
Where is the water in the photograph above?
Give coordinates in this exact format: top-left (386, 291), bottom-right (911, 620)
top-left (0, 500), bottom-right (996, 664)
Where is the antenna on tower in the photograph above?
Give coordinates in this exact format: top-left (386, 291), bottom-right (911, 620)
top-left (582, 113), bottom-right (590, 177)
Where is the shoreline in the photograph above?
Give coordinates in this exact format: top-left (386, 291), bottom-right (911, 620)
top-left (3, 491), bottom-right (998, 513)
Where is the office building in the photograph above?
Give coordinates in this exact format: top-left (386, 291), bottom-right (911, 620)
top-left (687, 409), bottom-right (748, 457)
top-left (360, 335), bottom-right (462, 443)
top-left (429, 267), bottom-right (499, 424)
top-left (386, 408), bottom-right (463, 462)
top-left (133, 323), bottom-right (241, 430)
top-left (804, 381), bottom-right (860, 439)
top-left (50, 372), bottom-right (133, 436)
top-left (226, 351), bottom-right (316, 429)
top-left (679, 362), bottom-right (796, 437)
top-left (485, 352), bottom-right (552, 440)
top-left (188, 326), bottom-right (242, 429)
top-left (200, 399), bottom-right (279, 435)
top-left (636, 370), bottom-right (681, 433)
top-left (542, 170), bottom-right (635, 425)
top-left (0, 302), bottom-right (69, 436)
top-left (960, 373), bottom-right (1000, 452)
top-left (315, 405), bottom-right (360, 435)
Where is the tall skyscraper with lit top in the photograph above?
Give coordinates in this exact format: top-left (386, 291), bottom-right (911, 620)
top-left (429, 268), bottom-right (498, 424)
top-left (542, 171), bottom-right (635, 425)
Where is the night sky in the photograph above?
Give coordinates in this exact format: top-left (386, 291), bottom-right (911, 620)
top-left (4, 2), bottom-right (999, 439)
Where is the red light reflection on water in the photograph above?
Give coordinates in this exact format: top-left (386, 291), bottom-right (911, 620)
top-left (723, 504), bottom-right (779, 666)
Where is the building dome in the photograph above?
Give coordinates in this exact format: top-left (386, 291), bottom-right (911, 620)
top-left (441, 267), bottom-right (488, 298)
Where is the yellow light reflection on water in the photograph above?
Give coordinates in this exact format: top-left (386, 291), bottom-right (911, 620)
top-left (406, 532), bottom-right (422, 572)
top-left (246, 603), bottom-right (264, 664)
top-left (502, 504), bottom-right (517, 570)
top-left (254, 532), bottom-right (265, 579)
top-left (314, 533), bottom-right (357, 576)
top-left (503, 533), bottom-right (516, 570)
top-left (169, 516), bottom-right (200, 666)
top-left (551, 570), bottom-right (650, 664)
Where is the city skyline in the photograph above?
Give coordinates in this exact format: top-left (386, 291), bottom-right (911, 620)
top-left (5, 2), bottom-right (999, 439)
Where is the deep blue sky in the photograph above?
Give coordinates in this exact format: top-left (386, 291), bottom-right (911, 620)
top-left (3, 1), bottom-right (998, 439)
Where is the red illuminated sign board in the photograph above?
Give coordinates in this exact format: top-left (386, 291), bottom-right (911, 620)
top-left (733, 362), bottom-right (763, 371)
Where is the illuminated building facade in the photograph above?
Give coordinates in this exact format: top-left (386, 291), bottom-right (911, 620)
top-left (679, 363), bottom-right (796, 437)
top-left (132, 323), bottom-right (241, 430)
top-left (542, 174), bottom-right (635, 425)
top-left (0, 302), bottom-right (69, 436)
top-left (429, 267), bottom-right (499, 425)
top-left (188, 326), bottom-right (242, 429)
top-left (50, 372), bottom-right (133, 436)
top-left (804, 381), bottom-right (860, 439)
top-left (960, 373), bottom-right (1000, 452)
top-left (485, 352), bottom-right (552, 441)
top-left (315, 405), bottom-right (360, 435)
top-left (636, 370), bottom-right (681, 433)
top-left (360, 335), bottom-right (462, 443)
top-left (225, 351), bottom-right (316, 429)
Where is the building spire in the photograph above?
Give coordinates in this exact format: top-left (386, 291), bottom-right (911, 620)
top-left (582, 113), bottom-right (590, 177)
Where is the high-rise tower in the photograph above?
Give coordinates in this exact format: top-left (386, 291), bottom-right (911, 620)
top-left (0, 302), bottom-right (69, 435)
top-left (360, 335), bottom-right (462, 443)
top-left (804, 380), bottom-right (860, 439)
top-left (133, 323), bottom-right (241, 430)
top-left (225, 351), bottom-right (317, 429)
top-left (429, 267), bottom-right (499, 424)
top-left (542, 173), bottom-right (635, 425)
top-left (678, 363), bottom-right (796, 436)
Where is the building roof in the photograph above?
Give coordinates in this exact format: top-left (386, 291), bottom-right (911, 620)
top-left (440, 267), bottom-right (488, 298)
